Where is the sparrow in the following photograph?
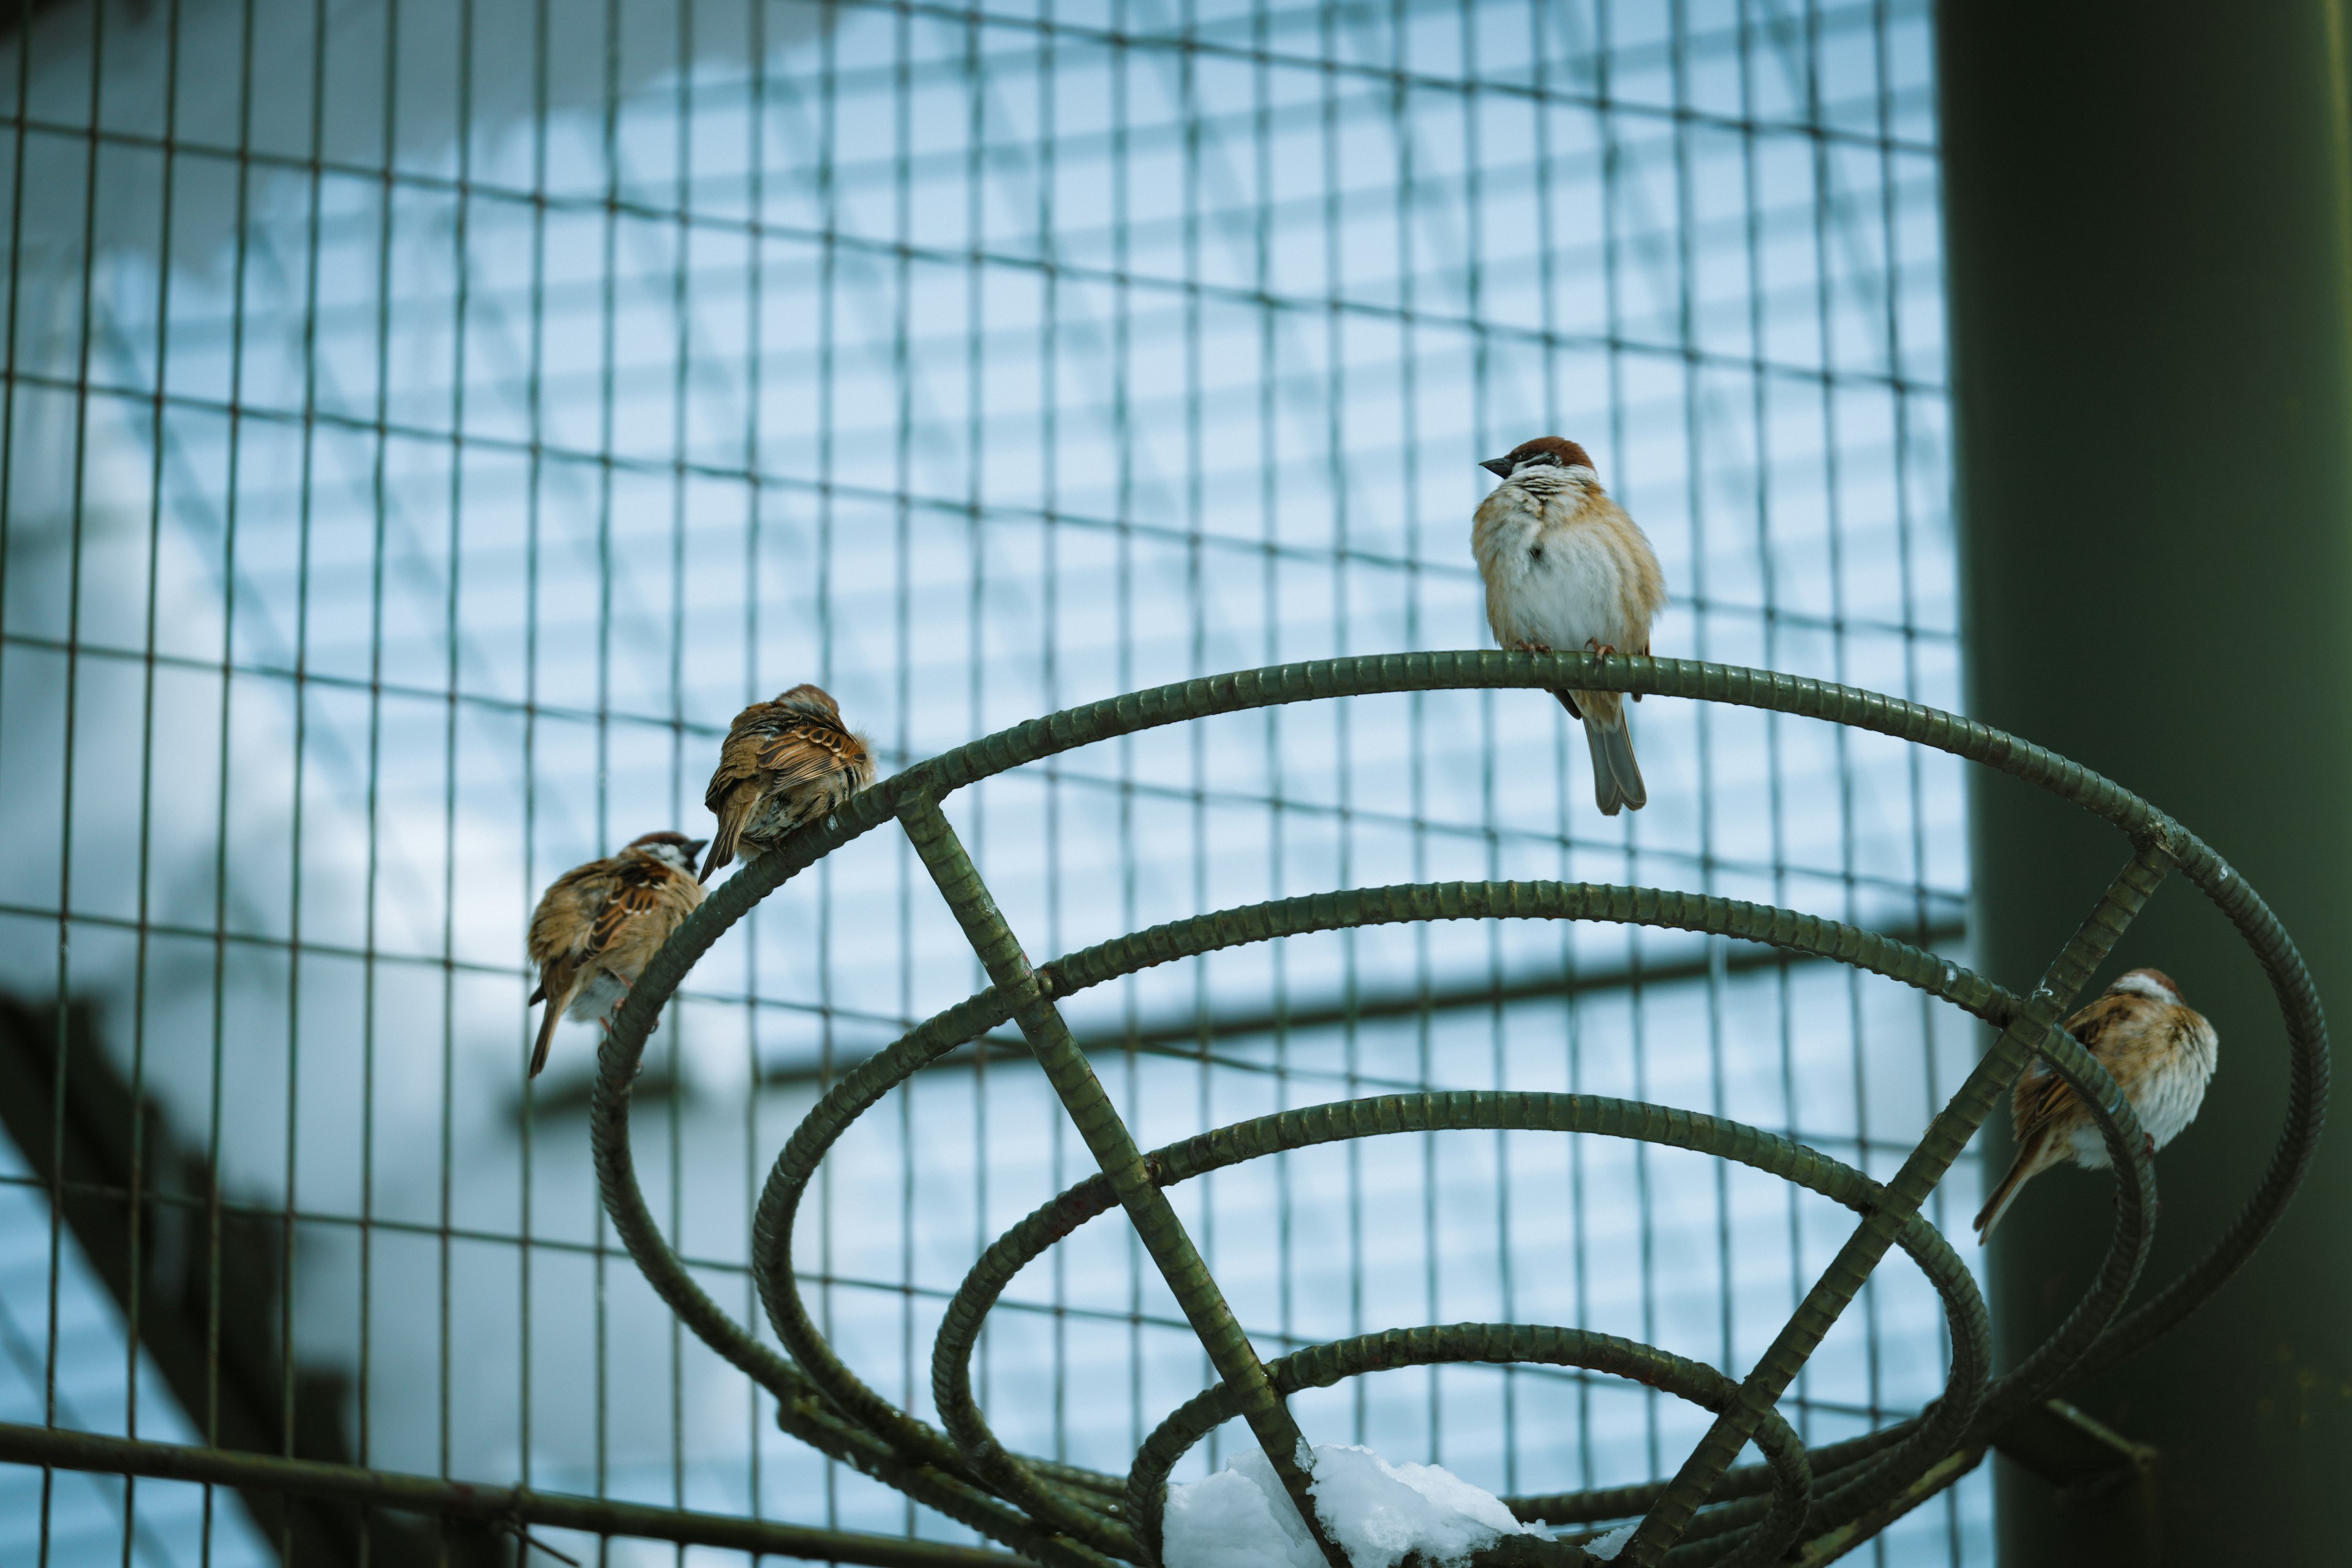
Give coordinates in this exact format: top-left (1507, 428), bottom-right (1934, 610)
top-left (526, 830), bottom-right (708, 1077)
top-left (1472, 436), bottom-right (1668, 816)
top-left (1972, 967), bottom-right (2219, 1240)
top-left (699, 682), bottom-right (876, 881)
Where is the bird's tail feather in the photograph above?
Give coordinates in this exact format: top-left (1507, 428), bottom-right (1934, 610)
top-left (529, 995), bottom-right (565, 1079)
top-left (1586, 717), bottom-right (1647, 816)
top-left (1550, 689), bottom-right (1583, 721)
top-left (1972, 1131), bottom-right (2051, 1240)
top-left (699, 817), bottom-right (740, 883)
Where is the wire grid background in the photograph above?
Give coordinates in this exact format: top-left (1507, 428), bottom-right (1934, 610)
top-left (0, 0), bottom-right (1975, 1561)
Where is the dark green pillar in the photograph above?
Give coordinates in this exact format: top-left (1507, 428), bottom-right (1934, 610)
top-left (1939, 2), bottom-right (2352, 1561)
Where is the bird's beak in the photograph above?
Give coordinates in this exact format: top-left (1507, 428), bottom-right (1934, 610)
top-left (1479, 456), bottom-right (1513, 479)
top-left (686, 839), bottom-right (710, 861)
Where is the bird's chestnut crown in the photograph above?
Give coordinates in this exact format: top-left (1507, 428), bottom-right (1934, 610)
top-left (627, 829), bottom-right (710, 865)
top-left (772, 682), bottom-right (842, 719)
top-left (1479, 435), bottom-right (1596, 481)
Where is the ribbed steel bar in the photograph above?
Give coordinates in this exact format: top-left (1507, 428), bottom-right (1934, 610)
top-left (930, 1088), bottom-right (1980, 1566)
top-left (0, 1420), bottom-right (1030, 1568)
top-left (1131, 1324), bottom-right (1814, 1568)
top-left (897, 794), bottom-right (1341, 1567)
top-left (582, 651), bottom-right (2326, 1568)
top-left (1623, 842), bottom-right (2173, 1565)
top-left (746, 878), bottom-right (2003, 1560)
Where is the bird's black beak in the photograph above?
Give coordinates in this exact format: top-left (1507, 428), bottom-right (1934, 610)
top-left (1479, 456), bottom-right (1513, 479)
top-left (686, 839), bottom-right (710, 861)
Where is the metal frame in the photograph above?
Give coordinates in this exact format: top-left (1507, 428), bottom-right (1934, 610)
top-left (551, 647), bottom-right (2320, 1567)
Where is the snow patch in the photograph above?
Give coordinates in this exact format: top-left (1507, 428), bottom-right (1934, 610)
top-left (1584, 1522), bottom-right (1637, 1561)
top-left (1162, 1460), bottom-right (1322, 1568)
top-left (1163, 1443), bottom-right (1547, 1568)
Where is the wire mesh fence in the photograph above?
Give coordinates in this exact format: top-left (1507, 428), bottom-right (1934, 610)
top-left (0, 0), bottom-right (1969, 1562)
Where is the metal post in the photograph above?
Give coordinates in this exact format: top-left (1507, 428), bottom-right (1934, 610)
top-left (1939, 4), bottom-right (2352, 1561)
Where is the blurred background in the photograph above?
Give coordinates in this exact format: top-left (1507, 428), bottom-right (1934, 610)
top-left (0, 0), bottom-right (1971, 1562)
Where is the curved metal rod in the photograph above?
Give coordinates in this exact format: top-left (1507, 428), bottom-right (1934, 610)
top-left (750, 868), bottom-right (2154, 1555)
top-left (916, 1087), bottom-right (1980, 1567)
top-left (584, 652), bottom-right (2323, 1564)
top-left (589, 1020), bottom-right (1121, 1568)
top-left (1125, 1324), bottom-right (1813, 1568)
top-left (747, 881), bottom-right (2008, 1545)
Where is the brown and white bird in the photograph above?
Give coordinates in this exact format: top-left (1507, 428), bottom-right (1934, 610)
top-left (526, 831), bottom-right (707, 1078)
top-left (1472, 436), bottom-right (1668, 816)
top-left (699, 682), bottom-right (875, 882)
top-left (1972, 967), bottom-right (2218, 1240)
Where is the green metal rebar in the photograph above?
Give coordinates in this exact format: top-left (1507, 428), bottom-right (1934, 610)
top-left (897, 793), bottom-right (1341, 1568)
top-left (582, 651), bottom-right (2326, 1568)
top-left (0, 1419), bottom-right (1031, 1568)
top-left (1619, 843), bottom-right (2170, 1566)
top-left (743, 878), bottom-right (2001, 1559)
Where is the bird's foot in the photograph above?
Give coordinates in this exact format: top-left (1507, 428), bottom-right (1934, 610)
top-left (1585, 638), bottom-right (1618, 660)
top-left (1513, 639), bottom-right (1553, 654)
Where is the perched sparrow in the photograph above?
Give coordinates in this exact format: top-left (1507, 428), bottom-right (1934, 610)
top-left (526, 831), bottom-right (708, 1078)
top-left (699, 682), bottom-right (875, 881)
top-left (1972, 967), bottom-right (2218, 1240)
top-left (1473, 436), bottom-right (1668, 816)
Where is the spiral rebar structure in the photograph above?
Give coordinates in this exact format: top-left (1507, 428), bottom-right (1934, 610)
top-left (589, 650), bottom-right (2324, 1568)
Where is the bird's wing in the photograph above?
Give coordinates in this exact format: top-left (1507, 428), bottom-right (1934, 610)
top-left (704, 703), bottom-right (778, 815)
top-left (751, 714), bottom-right (867, 793)
top-left (584, 857), bottom-right (677, 960)
top-left (2010, 1066), bottom-right (2078, 1144)
top-left (527, 859), bottom-right (617, 969)
top-left (2013, 991), bottom-right (2139, 1140)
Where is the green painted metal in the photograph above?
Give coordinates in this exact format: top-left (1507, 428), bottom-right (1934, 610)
top-left (581, 649), bottom-right (2324, 1568)
top-left (0, 1420), bottom-right (1033, 1568)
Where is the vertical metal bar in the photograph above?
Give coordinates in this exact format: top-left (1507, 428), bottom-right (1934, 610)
top-left (1528, 0), bottom-right (1597, 1506)
top-left (1735, 0), bottom-right (1812, 1477)
top-left (1035, 0), bottom-right (1069, 1477)
top-left (124, 0), bottom-right (186, 1560)
top-left (1178, 0), bottom-right (1215, 1472)
top-left (961, 0), bottom-right (995, 1466)
top-left (356, 7), bottom-right (404, 1541)
top-left (1111, 0), bottom-right (1139, 1469)
top-left (891, 0), bottom-right (918, 1529)
top-left (516, 0), bottom-right (552, 1504)
top-left (43, 1), bottom-right (111, 1559)
top-left (1253, 0), bottom-right (1299, 1462)
top-left (1667, 0), bottom-right (1743, 1490)
top-left (1584, 0), bottom-right (1667, 1481)
top-left (1797, 0), bottom-right (1895, 1502)
top-left (1408, 0), bottom-right (1440, 1470)
top-left (1448, 0), bottom-right (1507, 1483)
top-left (742, 0), bottom-right (772, 1531)
top-left (283, 0), bottom-right (331, 1555)
top-left (0, 47), bottom-right (26, 1540)
top-left (666, 0), bottom-right (699, 1545)
top-left (899, 795), bottom-right (1346, 1568)
top-left (201, 0), bottom-right (263, 1555)
top-left (442, 0), bottom-right (477, 1535)
top-left (815, 0), bottom-right (842, 1531)
top-left (594, 0), bottom-right (622, 1521)
top-left (1868, 1), bottom-right (1955, 1556)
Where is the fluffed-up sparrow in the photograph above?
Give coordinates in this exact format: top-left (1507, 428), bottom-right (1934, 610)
top-left (526, 830), bottom-right (707, 1078)
top-left (1973, 967), bottom-right (2218, 1240)
top-left (1473, 436), bottom-right (1668, 816)
top-left (699, 682), bottom-right (876, 882)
